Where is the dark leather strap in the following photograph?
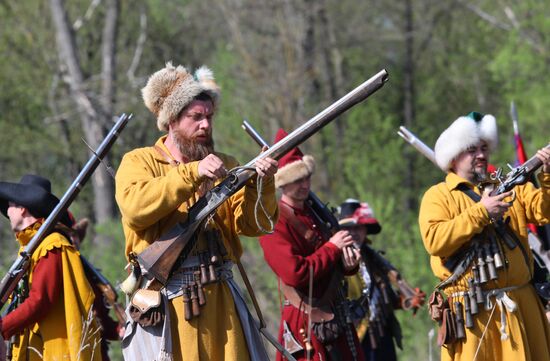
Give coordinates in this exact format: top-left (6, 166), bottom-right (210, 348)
top-left (153, 145), bottom-right (180, 167)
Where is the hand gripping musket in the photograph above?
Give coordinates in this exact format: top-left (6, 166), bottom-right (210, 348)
top-left (137, 69), bottom-right (389, 286)
top-left (0, 113), bottom-right (132, 310)
top-left (244, 119), bottom-right (424, 354)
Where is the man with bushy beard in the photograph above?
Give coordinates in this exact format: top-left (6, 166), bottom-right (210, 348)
top-left (419, 111), bottom-right (550, 361)
top-left (115, 62), bottom-right (278, 361)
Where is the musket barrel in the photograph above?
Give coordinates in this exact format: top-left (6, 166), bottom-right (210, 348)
top-left (245, 69), bottom-right (388, 167)
top-left (0, 113), bottom-right (131, 308)
top-left (397, 126), bottom-right (438, 166)
top-left (242, 119), bottom-right (269, 148)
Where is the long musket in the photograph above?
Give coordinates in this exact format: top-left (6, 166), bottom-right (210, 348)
top-left (138, 69), bottom-right (389, 285)
top-left (397, 126), bottom-right (437, 167)
top-left (0, 113), bottom-right (132, 310)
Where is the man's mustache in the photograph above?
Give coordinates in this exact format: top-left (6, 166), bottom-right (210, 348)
top-left (194, 131), bottom-right (212, 140)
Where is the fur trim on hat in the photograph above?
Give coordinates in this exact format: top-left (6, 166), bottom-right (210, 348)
top-left (275, 155), bottom-right (315, 188)
top-left (434, 114), bottom-right (498, 172)
top-left (142, 62), bottom-right (221, 131)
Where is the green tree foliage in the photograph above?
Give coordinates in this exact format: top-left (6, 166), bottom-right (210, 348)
top-left (1, 1), bottom-right (549, 360)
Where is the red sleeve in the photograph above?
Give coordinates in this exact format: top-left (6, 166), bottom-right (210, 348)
top-left (1, 249), bottom-right (63, 339)
top-left (259, 217), bottom-right (341, 290)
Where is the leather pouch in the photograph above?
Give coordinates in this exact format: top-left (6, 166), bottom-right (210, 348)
top-left (129, 289), bottom-right (164, 327)
top-left (438, 307), bottom-right (457, 346)
top-left (428, 290), bottom-right (445, 322)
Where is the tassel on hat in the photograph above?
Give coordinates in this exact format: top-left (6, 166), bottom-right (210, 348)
top-left (434, 111), bottom-right (498, 172)
top-left (142, 62), bottom-right (221, 131)
top-left (273, 129), bottom-right (316, 188)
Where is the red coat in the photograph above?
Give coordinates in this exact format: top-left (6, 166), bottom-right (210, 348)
top-left (260, 200), bottom-right (365, 361)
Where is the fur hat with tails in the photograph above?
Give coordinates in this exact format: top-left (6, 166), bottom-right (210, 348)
top-left (142, 62), bottom-right (221, 131)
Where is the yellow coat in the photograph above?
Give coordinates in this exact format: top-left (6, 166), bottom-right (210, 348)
top-left (419, 171), bottom-right (550, 361)
top-left (115, 136), bottom-right (278, 361)
top-left (11, 222), bottom-right (101, 361)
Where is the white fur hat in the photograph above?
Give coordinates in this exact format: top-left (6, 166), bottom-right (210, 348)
top-left (142, 62), bottom-right (221, 131)
top-left (434, 112), bottom-right (498, 172)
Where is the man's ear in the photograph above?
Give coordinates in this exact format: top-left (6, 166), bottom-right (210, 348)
top-left (14, 206), bottom-right (26, 216)
top-left (449, 158), bottom-right (457, 172)
top-left (20, 207), bottom-right (35, 219)
top-left (167, 120), bottom-right (174, 132)
top-left (167, 115), bottom-right (180, 130)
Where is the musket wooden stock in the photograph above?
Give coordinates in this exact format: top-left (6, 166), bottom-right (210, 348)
top-left (138, 69), bottom-right (389, 285)
top-left (96, 283), bottom-right (128, 326)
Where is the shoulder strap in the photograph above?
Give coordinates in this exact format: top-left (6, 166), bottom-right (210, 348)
top-left (153, 145), bottom-right (180, 167)
top-left (456, 183), bottom-right (481, 202)
top-left (279, 202), bottom-right (317, 243)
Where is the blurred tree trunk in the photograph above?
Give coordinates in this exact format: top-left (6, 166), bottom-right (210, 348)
top-left (403, 0), bottom-right (416, 212)
top-left (49, 0), bottom-right (119, 229)
top-left (315, 0), bottom-right (346, 195)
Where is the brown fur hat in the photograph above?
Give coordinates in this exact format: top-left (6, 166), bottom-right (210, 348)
top-left (142, 62), bottom-right (221, 131)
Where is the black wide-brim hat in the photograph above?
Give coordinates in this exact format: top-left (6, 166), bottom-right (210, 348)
top-left (0, 174), bottom-right (72, 227)
top-left (338, 198), bottom-right (382, 235)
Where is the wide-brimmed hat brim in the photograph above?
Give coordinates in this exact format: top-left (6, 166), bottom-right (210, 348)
top-left (0, 182), bottom-right (72, 226)
top-left (339, 216), bottom-right (382, 235)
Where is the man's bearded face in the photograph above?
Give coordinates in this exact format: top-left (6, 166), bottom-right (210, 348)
top-left (452, 140), bottom-right (489, 183)
top-left (170, 99), bottom-right (215, 161)
top-left (171, 128), bottom-right (214, 162)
